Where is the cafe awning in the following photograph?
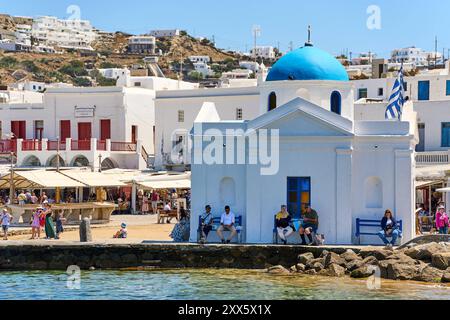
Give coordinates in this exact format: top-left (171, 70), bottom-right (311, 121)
top-left (0, 170), bottom-right (86, 189)
top-left (61, 171), bottom-right (127, 187)
top-left (136, 179), bottom-right (191, 190)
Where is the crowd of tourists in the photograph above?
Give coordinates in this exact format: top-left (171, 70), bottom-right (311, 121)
top-left (416, 202), bottom-right (449, 235)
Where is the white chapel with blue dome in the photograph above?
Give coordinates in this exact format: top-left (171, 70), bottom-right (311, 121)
top-left (190, 37), bottom-right (418, 245)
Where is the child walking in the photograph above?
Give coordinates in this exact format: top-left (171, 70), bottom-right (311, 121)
top-left (55, 212), bottom-right (66, 240)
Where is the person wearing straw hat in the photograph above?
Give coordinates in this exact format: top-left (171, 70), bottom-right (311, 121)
top-left (436, 206), bottom-right (449, 235)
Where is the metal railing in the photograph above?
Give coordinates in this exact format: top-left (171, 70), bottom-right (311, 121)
top-left (0, 140), bottom-right (16, 154)
top-left (97, 140), bottom-right (107, 151)
top-left (111, 142), bottom-right (137, 152)
top-left (22, 140), bottom-right (42, 151)
top-left (47, 140), bottom-right (66, 151)
top-left (71, 140), bottom-right (91, 151)
top-left (416, 151), bottom-right (450, 165)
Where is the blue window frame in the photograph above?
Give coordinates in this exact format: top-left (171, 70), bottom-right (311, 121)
top-left (446, 81), bottom-right (450, 96)
top-left (418, 81), bottom-right (430, 101)
top-left (287, 177), bottom-right (311, 219)
top-left (442, 123), bottom-right (450, 147)
top-left (330, 91), bottom-right (341, 115)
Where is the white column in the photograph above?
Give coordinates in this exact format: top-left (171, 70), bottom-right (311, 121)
top-left (106, 139), bottom-right (111, 152)
top-left (395, 149), bottom-right (415, 242)
top-left (41, 139), bottom-right (48, 151)
top-left (336, 148), bottom-right (353, 244)
top-left (65, 138), bottom-right (72, 151)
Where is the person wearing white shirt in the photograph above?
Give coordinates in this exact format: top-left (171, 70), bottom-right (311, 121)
top-left (217, 206), bottom-right (237, 244)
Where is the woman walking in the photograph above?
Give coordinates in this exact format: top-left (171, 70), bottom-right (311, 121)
top-left (44, 205), bottom-right (56, 240)
top-left (436, 206), bottom-right (449, 235)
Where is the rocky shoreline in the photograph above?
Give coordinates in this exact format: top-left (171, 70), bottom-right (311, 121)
top-left (268, 242), bottom-right (450, 284)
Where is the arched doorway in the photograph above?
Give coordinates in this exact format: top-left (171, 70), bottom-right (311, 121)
top-left (46, 155), bottom-right (65, 168)
top-left (72, 155), bottom-right (90, 167)
top-left (22, 155), bottom-right (41, 167)
top-left (101, 158), bottom-right (118, 171)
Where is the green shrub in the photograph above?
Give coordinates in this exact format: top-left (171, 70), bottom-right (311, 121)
top-left (59, 60), bottom-right (88, 77)
top-left (0, 56), bottom-right (18, 68)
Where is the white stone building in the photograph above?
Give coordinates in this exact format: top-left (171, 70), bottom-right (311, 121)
top-left (149, 29), bottom-right (180, 38)
top-left (32, 16), bottom-right (97, 51)
top-left (128, 36), bottom-right (156, 54)
top-left (250, 46), bottom-right (276, 60)
top-left (190, 44), bottom-right (418, 245)
top-left (391, 47), bottom-right (443, 67)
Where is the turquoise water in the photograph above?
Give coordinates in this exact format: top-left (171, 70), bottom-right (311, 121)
top-left (0, 269), bottom-right (449, 300)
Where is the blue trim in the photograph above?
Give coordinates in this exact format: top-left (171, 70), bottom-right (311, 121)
top-left (442, 122), bottom-right (450, 147)
top-left (418, 81), bottom-right (430, 101)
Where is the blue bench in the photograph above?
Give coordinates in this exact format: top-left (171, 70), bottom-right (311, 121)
top-left (197, 216), bottom-right (243, 243)
top-left (355, 218), bottom-right (403, 245)
top-left (273, 216), bottom-right (303, 244)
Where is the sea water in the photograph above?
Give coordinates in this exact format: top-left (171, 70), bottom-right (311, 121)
top-left (0, 269), bottom-right (449, 300)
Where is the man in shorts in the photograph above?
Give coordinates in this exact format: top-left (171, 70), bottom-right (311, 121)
top-left (217, 206), bottom-right (237, 244)
top-left (299, 206), bottom-right (319, 245)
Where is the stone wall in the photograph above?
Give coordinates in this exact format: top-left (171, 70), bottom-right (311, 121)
top-left (0, 243), bottom-right (358, 271)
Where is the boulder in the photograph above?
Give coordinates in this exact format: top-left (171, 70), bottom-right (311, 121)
top-left (405, 243), bottom-right (448, 261)
top-left (324, 252), bottom-right (346, 268)
top-left (304, 269), bottom-right (317, 275)
top-left (350, 266), bottom-right (376, 279)
top-left (306, 258), bottom-right (325, 270)
top-left (312, 262), bottom-right (325, 272)
top-left (385, 253), bottom-right (417, 265)
top-left (359, 248), bottom-right (392, 261)
top-left (431, 252), bottom-right (450, 270)
top-left (290, 265), bottom-right (298, 273)
top-left (386, 263), bottom-right (419, 281)
top-left (327, 264), bottom-right (346, 277)
top-left (362, 256), bottom-right (379, 266)
top-left (442, 268), bottom-right (450, 283)
top-left (298, 252), bottom-right (315, 265)
top-left (413, 266), bottom-right (444, 283)
top-left (296, 263), bottom-right (306, 272)
top-left (340, 249), bottom-right (361, 262)
top-left (346, 259), bottom-right (364, 272)
top-left (267, 265), bottom-right (291, 275)
top-left (319, 250), bottom-right (330, 258)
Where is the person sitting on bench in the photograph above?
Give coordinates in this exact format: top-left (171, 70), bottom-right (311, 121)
top-left (276, 205), bottom-right (294, 245)
top-left (299, 206), bottom-right (319, 245)
top-left (200, 205), bottom-right (214, 243)
top-left (217, 206), bottom-right (237, 244)
top-left (378, 209), bottom-right (401, 249)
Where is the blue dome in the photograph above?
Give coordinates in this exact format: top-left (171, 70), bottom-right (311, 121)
top-left (266, 46), bottom-right (349, 82)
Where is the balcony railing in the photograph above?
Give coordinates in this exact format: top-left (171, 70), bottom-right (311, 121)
top-left (71, 140), bottom-right (91, 151)
top-left (111, 142), bottom-right (137, 152)
top-left (0, 140), bottom-right (17, 154)
top-left (47, 140), bottom-right (66, 151)
top-left (22, 140), bottom-right (42, 151)
top-left (97, 140), bottom-right (107, 151)
top-left (416, 151), bottom-right (450, 166)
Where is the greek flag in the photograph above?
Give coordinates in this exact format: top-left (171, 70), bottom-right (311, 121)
top-left (385, 67), bottom-right (405, 120)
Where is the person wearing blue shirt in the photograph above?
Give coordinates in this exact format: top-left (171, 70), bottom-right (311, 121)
top-left (378, 209), bottom-right (402, 249)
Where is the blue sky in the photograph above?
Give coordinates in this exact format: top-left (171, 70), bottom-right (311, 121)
top-left (2, 0), bottom-right (450, 58)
